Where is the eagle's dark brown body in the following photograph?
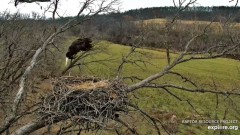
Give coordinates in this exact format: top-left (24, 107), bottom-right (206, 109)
top-left (66, 38), bottom-right (92, 59)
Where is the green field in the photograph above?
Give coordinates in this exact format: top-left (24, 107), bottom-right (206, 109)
top-left (61, 39), bottom-right (240, 134)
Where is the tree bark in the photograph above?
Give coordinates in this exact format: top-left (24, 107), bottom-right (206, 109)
top-left (12, 118), bottom-right (63, 135)
top-left (15, 0), bottom-right (50, 6)
top-left (12, 120), bottom-right (46, 135)
top-left (18, 0), bottom-right (50, 2)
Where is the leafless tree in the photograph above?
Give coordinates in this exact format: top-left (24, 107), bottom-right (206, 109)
top-left (1, 0), bottom-right (240, 135)
top-left (0, 0), bottom-right (120, 134)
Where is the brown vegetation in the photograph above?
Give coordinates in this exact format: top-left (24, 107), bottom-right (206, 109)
top-left (1, 0), bottom-right (240, 134)
top-left (39, 76), bottom-right (129, 132)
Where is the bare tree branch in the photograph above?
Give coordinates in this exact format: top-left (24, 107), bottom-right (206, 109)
top-left (144, 83), bottom-right (240, 96)
top-left (1, 0), bottom-right (120, 133)
top-left (128, 34), bottom-right (203, 92)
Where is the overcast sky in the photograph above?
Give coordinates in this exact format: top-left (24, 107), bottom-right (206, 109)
top-left (0, 0), bottom-right (238, 17)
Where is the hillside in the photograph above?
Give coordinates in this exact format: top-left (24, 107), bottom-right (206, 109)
top-left (2, 1), bottom-right (240, 135)
top-left (122, 6), bottom-right (240, 22)
top-left (61, 40), bottom-right (240, 134)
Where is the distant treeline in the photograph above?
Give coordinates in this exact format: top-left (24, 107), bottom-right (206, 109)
top-left (2, 6), bottom-right (238, 52)
top-left (121, 6), bottom-right (240, 22)
top-left (36, 6), bottom-right (240, 25)
top-left (1, 6), bottom-right (239, 22)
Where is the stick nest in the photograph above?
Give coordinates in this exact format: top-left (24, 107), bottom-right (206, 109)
top-left (39, 76), bottom-right (129, 128)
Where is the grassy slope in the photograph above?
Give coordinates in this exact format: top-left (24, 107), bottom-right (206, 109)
top-left (62, 40), bottom-right (240, 134)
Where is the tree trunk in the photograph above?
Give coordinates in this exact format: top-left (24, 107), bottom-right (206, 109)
top-left (166, 47), bottom-right (170, 65)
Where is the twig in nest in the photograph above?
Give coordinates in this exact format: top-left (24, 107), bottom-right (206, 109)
top-left (39, 76), bottom-right (129, 131)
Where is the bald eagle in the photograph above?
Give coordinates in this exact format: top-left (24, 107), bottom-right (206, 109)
top-left (65, 38), bottom-right (92, 66)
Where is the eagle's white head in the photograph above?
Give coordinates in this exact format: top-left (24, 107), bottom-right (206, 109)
top-left (65, 57), bottom-right (69, 66)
